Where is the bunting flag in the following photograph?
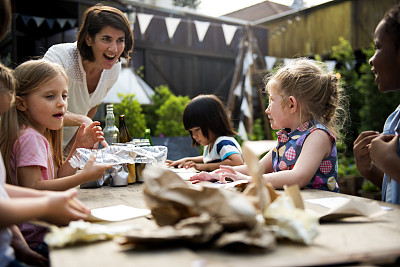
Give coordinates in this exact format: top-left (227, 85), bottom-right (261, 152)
top-left (137, 13), bottom-right (154, 35)
top-left (265, 56), bottom-right (277, 71)
top-left (242, 50), bottom-right (254, 75)
top-left (233, 82), bottom-right (242, 97)
top-left (32, 17), bottom-right (45, 27)
top-left (238, 120), bottom-right (248, 141)
top-left (244, 72), bottom-right (252, 96)
top-left (194, 20), bottom-right (210, 42)
top-left (128, 13), bottom-right (136, 30)
top-left (57, 18), bottom-right (68, 29)
top-left (241, 96), bottom-right (252, 118)
top-left (283, 58), bottom-right (295, 66)
top-left (165, 17), bottom-right (181, 39)
top-left (221, 24), bottom-right (237, 46)
top-left (325, 60), bottom-right (336, 72)
top-left (19, 15), bottom-right (76, 29)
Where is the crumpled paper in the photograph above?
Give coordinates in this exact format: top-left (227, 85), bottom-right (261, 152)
top-left (118, 166), bottom-right (276, 251)
top-left (69, 145), bottom-right (168, 169)
top-left (263, 195), bottom-right (320, 245)
top-left (44, 220), bottom-right (137, 248)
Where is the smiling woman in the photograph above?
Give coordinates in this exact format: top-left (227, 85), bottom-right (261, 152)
top-left (42, 4), bottom-right (134, 155)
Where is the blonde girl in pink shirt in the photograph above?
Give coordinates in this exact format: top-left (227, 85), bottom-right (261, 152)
top-left (0, 59), bottom-right (112, 257)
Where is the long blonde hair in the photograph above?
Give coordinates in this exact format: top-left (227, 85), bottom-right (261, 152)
top-left (0, 60), bottom-right (68, 184)
top-left (265, 58), bottom-right (347, 138)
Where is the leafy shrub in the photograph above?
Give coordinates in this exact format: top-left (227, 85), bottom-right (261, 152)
top-left (113, 93), bottom-right (146, 138)
top-left (361, 180), bottom-right (380, 192)
top-left (155, 93), bottom-right (190, 136)
top-left (142, 85), bottom-right (174, 135)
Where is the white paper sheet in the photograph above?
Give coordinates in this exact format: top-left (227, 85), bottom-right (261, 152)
top-left (89, 205), bottom-right (151, 222)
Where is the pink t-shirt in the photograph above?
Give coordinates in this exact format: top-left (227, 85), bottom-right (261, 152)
top-left (11, 126), bottom-right (54, 247)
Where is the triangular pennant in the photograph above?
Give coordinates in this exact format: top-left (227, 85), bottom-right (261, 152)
top-left (165, 17), bottom-right (181, 39)
top-left (242, 50), bottom-right (253, 75)
top-left (221, 24), bottom-right (237, 46)
top-left (325, 60), bottom-right (336, 72)
top-left (241, 96), bottom-right (252, 118)
top-left (233, 82), bottom-right (242, 97)
top-left (67, 19), bottom-right (76, 27)
top-left (283, 58), bottom-right (295, 66)
top-left (137, 13), bottom-right (154, 35)
top-left (265, 56), bottom-right (277, 71)
top-left (46, 18), bottom-right (55, 30)
top-left (244, 72), bottom-right (252, 96)
top-left (238, 120), bottom-right (248, 141)
top-left (194, 20), bottom-right (210, 42)
top-left (32, 16), bottom-right (45, 27)
top-left (128, 13), bottom-right (136, 30)
top-left (57, 18), bottom-right (68, 29)
top-left (21, 15), bottom-right (31, 26)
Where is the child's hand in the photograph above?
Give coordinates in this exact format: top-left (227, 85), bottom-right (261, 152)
top-left (39, 188), bottom-right (91, 226)
top-left (189, 165), bottom-right (241, 184)
top-left (75, 122), bottom-right (105, 149)
top-left (80, 154), bottom-right (112, 182)
top-left (166, 158), bottom-right (188, 168)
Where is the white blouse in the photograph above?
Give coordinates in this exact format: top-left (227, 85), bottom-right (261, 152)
top-left (43, 42), bottom-right (121, 147)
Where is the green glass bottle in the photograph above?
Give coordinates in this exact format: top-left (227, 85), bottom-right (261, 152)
top-left (144, 128), bottom-right (153, 146)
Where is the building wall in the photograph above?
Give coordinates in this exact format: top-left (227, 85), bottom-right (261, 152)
top-left (260, 0), bottom-right (398, 58)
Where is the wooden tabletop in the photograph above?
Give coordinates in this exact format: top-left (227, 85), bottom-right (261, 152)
top-left (50, 183), bottom-right (400, 267)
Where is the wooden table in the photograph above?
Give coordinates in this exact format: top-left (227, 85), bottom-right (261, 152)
top-left (50, 183), bottom-right (400, 267)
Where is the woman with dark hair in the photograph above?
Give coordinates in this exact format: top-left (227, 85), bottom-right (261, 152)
top-left (43, 4), bottom-right (134, 153)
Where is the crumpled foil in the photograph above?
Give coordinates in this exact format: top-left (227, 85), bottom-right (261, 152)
top-left (68, 145), bottom-right (168, 169)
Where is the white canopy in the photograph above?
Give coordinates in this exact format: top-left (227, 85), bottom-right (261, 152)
top-left (103, 67), bottom-right (155, 105)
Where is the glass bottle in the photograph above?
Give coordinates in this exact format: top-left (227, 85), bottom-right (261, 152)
top-left (104, 104), bottom-right (119, 145)
top-left (118, 115), bottom-right (132, 143)
top-left (144, 128), bottom-right (153, 146)
top-left (118, 115), bottom-right (136, 184)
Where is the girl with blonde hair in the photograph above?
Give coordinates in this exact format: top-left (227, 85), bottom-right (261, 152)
top-left (192, 59), bottom-right (347, 191)
top-left (0, 59), bottom-right (111, 257)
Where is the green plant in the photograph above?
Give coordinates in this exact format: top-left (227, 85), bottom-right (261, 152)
top-left (113, 93), bottom-right (146, 138)
top-left (155, 93), bottom-right (190, 137)
top-left (361, 180), bottom-right (380, 192)
top-left (337, 155), bottom-right (360, 177)
top-left (142, 85), bottom-right (174, 135)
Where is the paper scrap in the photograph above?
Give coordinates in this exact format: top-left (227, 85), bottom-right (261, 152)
top-left (306, 197), bottom-right (387, 221)
top-left (89, 205), bottom-right (151, 222)
top-left (306, 197), bottom-right (348, 209)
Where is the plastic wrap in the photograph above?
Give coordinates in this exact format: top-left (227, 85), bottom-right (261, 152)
top-left (69, 145), bottom-right (168, 169)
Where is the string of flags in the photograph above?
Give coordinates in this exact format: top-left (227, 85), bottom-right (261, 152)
top-left (18, 14), bottom-right (77, 29)
top-left (132, 12), bottom-right (240, 45)
top-left (18, 11), bottom-right (241, 46)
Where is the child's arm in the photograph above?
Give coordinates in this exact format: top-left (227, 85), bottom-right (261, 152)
top-left (353, 131), bottom-right (384, 187)
top-left (261, 129), bottom-right (332, 189)
top-left (10, 225), bottom-right (48, 266)
top-left (1, 186), bottom-right (90, 228)
top-left (369, 134), bottom-right (400, 182)
top-left (166, 156), bottom-right (204, 168)
top-left (58, 123), bottom-right (105, 178)
top-left (17, 154), bottom-right (112, 191)
top-left (186, 153), bottom-right (244, 172)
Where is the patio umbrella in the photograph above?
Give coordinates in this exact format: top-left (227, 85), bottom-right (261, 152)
top-left (103, 67), bottom-right (155, 104)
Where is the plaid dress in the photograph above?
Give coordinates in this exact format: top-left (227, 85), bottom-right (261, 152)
top-left (272, 120), bottom-right (339, 192)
